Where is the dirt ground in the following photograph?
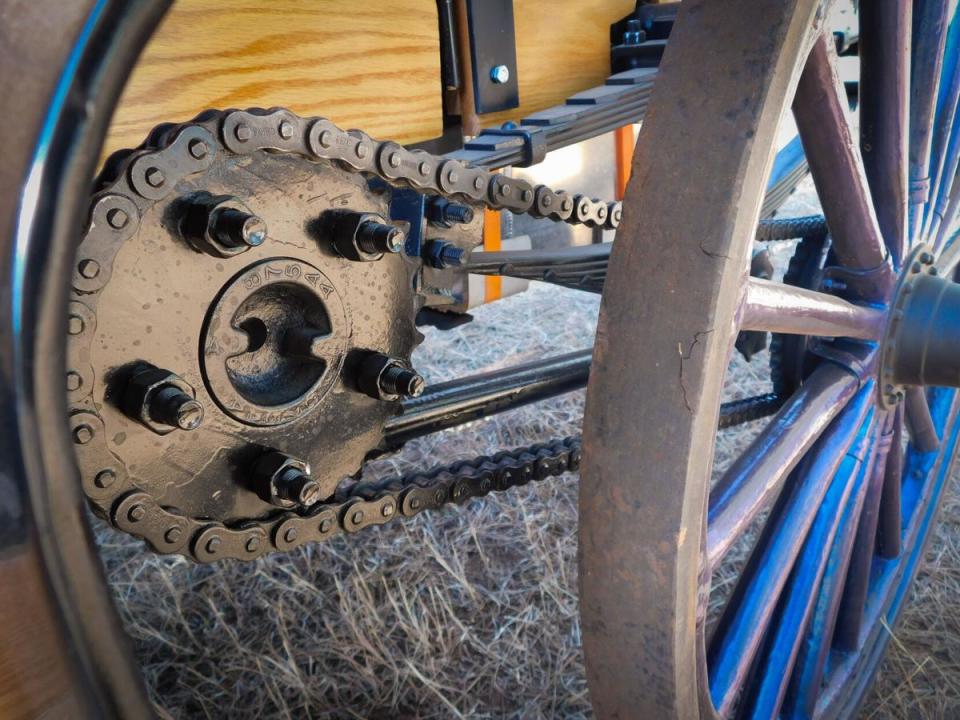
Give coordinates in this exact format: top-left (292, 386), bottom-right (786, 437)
top-left (96, 178), bottom-right (960, 718)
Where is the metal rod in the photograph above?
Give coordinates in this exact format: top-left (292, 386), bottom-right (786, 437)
top-left (793, 33), bottom-right (891, 285)
top-left (905, 385), bottom-right (940, 452)
top-left (877, 406), bottom-right (904, 559)
top-left (859, 1), bottom-right (911, 265)
top-left (832, 410), bottom-right (894, 651)
top-left (908, 0), bottom-right (952, 241)
top-left (707, 362), bottom-right (861, 568)
top-left (385, 349), bottom-right (592, 446)
top-left (707, 387), bottom-right (875, 716)
top-left (740, 277), bottom-right (886, 340)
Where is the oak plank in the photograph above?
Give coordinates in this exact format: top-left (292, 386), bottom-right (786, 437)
top-left (104, 0), bottom-right (442, 162)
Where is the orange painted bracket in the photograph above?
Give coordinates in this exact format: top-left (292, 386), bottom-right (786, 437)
top-left (614, 125), bottom-right (636, 200)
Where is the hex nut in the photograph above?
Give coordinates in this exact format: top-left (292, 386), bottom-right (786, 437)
top-left (180, 193), bottom-right (267, 258)
top-left (121, 364), bottom-right (202, 436)
top-left (251, 451), bottom-right (317, 509)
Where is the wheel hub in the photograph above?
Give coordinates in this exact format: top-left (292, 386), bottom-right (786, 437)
top-left (880, 245), bottom-right (960, 406)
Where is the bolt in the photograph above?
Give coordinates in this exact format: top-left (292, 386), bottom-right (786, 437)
top-left (73, 424), bottom-right (94, 445)
top-left (382, 503), bottom-right (395, 517)
top-left (351, 509), bottom-right (364, 525)
top-left (94, 469), bottom-right (116, 488)
top-left (624, 19), bottom-right (644, 45)
top-left (211, 208), bottom-right (268, 248)
top-left (920, 252), bottom-right (935, 264)
top-left (418, 161), bottom-right (433, 177)
top-left (246, 536), bottom-right (261, 552)
top-left (107, 207), bottom-right (130, 229)
top-left (188, 139), bottom-right (209, 159)
top-left (66, 371), bottom-right (83, 392)
top-left (68, 314), bottom-right (85, 335)
top-left (145, 167), bottom-right (165, 188)
top-left (490, 64), bottom-right (511, 84)
top-left (356, 220), bottom-right (405, 255)
top-left (128, 504), bottom-right (146, 522)
top-left (355, 142), bottom-right (369, 159)
top-left (275, 466), bottom-right (321, 507)
top-left (164, 526), bottom-right (182, 544)
top-left (388, 151), bottom-right (402, 168)
top-left (319, 518), bottom-right (333, 534)
top-left (283, 527), bottom-right (298, 543)
top-left (234, 124), bottom-right (252, 142)
top-left (380, 364), bottom-right (426, 398)
top-left (78, 259), bottom-right (100, 279)
top-left (424, 240), bottom-right (466, 269)
top-left (278, 121), bottom-right (295, 140)
top-left (426, 198), bottom-right (475, 227)
top-left (318, 130), bottom-right (334, 148)
top-left (148, 386), bottom-right (203, 431)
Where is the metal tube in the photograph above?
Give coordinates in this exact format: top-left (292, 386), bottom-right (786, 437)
top-left (707, 363), bottom-right (862, 567)
top-left (793, 33), bottom-right (891, 284)
top-left (905, 385), bottom-right (940, 452)
top-left (877, 406), bottom-right (904, 559)
top-left (859, 1), bottom-right (911, 264)
top-left (385, 349), bottom-right (592, 446)
top-left (740, 277), bottom-right (886, 340)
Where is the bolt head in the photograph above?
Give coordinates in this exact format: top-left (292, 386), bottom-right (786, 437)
top-left (234, 124), bottom-right (253, 142)
top-left (66, 371), bottom-right (83, 392)
top-left (164, 526), bottom-right (183, 544)
top-left (128, 504), bottom-right (146, 522)
top-left (278, 121), bottom-right (295, 140)
top-left (355, 142), bottom-right (369, 159)
top-left (78, 259), bottom-right (100, 279)
top-left (382, 503), bottom-right (395, 517)
top-left (68, 314), bottom-right (85, 335)
top-left (284, 527), bottom-right (298, 543)
top-left (319, 518), bottom-right (333, 534)
top-left (106, 207), bottom-right (130, 229)
top-left (94, 469), bottom-right (116, 488)
top-left (318, 130), bottom-right (333, 148)
top-left (351, 510), bottom-right (364, 525)
top-left (145, 167), bottom-right (165, 188)
top-left (188, 139), bottom-right (209, 159)
top-left (385, 228), bottom-right (405, 253)
top-left (122, 365), bottom-right (201, 436)
top-left (73, 424), bottom-right (94, 445)
top-left (245, 536), bottom-right (261, 552)
top-left (419, 161), bottom-right (432, 176)
top-left (490, 65), bottom-right (511, 84)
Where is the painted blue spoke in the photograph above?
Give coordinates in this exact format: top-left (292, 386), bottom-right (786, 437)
top-left (780, 419), bottom-right (882, 719)
top-left (707, 385), bottom-right (875, 717)
top-left (738, 407), bottom-right (879, 720)
top-left (833, 412), bottom-right (897, 651)
top-left (923, 5), bottom-right (960, 243)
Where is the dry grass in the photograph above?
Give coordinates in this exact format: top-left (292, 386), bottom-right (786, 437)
top-left (96, 180), bottom-right (960, 718)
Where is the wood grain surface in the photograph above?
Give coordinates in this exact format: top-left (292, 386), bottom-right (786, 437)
top-left (104, 0), bottom-right (442, 161)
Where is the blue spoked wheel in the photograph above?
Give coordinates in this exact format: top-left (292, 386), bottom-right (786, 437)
top-left (580, 1), bottom-right (960, 718)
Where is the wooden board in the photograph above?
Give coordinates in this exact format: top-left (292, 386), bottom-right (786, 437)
top-left (476, 0), bottom-right (636, 128)
top-left (104, 0), bottom-right (442, 162)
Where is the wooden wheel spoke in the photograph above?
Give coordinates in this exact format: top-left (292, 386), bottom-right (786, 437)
top-left (708, 363), bottom-right (865, 568)
top-left (740, 277), bottom-right (886, 340)
top-left (780, 420), bottom-right (884, 718)
top-left (909, 0), bottom-right (953, 242)
top-left (877, 407), bottom-right (905, 559)
top-left (793, 32), bottom-right (890, 280)
top-left (735, 410), bottom-right (879, 719)
top-left (833, 411), bottom-right (896, 652)
top-left (905, 385), bottom-right (941, 452)
top-left (707, 386), bottom-right (876, 716)
top-left (859, 2), bottom-right (911, 264)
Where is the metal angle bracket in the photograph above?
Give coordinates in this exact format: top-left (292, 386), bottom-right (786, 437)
top-left (465, 0), bottom-right (519, 114)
